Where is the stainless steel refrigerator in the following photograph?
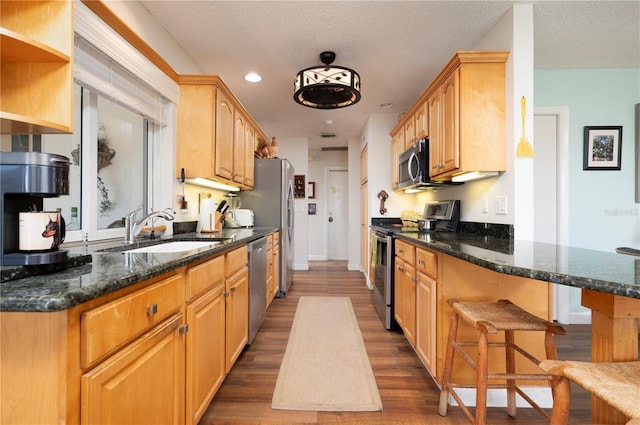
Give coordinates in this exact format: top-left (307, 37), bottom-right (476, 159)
top-left (240, 158), bottom-right (294, 296)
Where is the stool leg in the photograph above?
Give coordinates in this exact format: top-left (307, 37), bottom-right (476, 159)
top-left (504, 330), bottom-right (517, 417)
top-left (475, 330), bottom-right (489, 425)
top-left (549, 375), bottom-right (571, 425)
top-left (438, 309), bottom-right (459, 416)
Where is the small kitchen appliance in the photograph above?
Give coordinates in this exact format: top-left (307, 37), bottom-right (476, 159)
top-left (1, 152), bottom-right (71, 266)
top-left (398, 139), bottom-right (463, 191)
top-left (234, 209), bottom-right (254, 227)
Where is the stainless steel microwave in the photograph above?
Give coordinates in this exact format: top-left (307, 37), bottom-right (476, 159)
top-left (398, 139), bottom-right (428, 189)
top-left (398, 138), bottom-right (462, 190)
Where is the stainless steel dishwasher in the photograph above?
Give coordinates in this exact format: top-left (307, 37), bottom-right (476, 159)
top-left (247, 237), bottom-right (267, 344)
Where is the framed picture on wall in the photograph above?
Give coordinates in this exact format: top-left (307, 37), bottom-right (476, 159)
top-left (583, 126), bottom-right (622, 170)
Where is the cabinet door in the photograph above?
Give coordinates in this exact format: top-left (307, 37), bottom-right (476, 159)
top-left (440, 68), bottom-right (460, 175)
top-left (415, 100), bottom-right (428, 139)
top-left (225, 266), bottom-right (248, 372)
top-left (403, 116), bottom-right (416, 150)
top-left (232, 110), bottom-right (246, 184)
top-left (391, 131), bottom-right (402, 189)
top-left (176, 83), bottom-right (215, 178)
top-left (428, 90), bottom-right (442, 177)
top-left (81, 314), bottom-right (185, 425)
top-left (416, 271), bottom-right (436, 375)
top-left (244, 123), bottom-right (255, 188)
top-left (214, 89), bottom-right (234, 181)
top-left (272, 241), bottom-right (280, 300)
top-left (186, 286), bottom-right (226, 425)
top-left (394, 257), bottom-right (416, 347)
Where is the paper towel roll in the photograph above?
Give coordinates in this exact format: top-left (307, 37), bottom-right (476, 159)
top-left (198, 195), bottom-right (217, 232)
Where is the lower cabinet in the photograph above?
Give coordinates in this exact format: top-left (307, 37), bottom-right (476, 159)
top-left (266, 230), bottom-right (280, 306)
top-left (394, 257), bottom-right (416, 347)
top-left (225, 245), bottom-right (249, 373)
top-left (81, 314), bottom-right (185, 425)
top-left (185, 255), bottom-right (226, 425)
top-left (0, 243), bottom-right (255, 425)
top-left (415, 247), bottom-right (438, 375)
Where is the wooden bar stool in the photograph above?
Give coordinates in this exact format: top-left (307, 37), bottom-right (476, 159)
top-left (539, 359), bottom-right (640, 425)
top-left (438, 299), bottom-right (566, 425)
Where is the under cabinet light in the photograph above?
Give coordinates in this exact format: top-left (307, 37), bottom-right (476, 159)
top-left (183, 178), bottom-right (240, 192)
top-left (451, 171), bottom-right (499, 183)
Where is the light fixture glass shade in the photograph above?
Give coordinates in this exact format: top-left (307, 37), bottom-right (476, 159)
top-left (293, 52), bottom-right (361, 109)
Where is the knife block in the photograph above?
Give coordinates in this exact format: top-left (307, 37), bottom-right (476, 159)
top-left (199, 211), bottom-right (223, 233)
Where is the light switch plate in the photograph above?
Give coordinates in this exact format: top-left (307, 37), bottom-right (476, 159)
top-left (496, 196), bottom-right (507, 215)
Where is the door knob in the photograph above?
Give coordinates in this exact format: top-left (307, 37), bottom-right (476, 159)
top-left (328, 216), bottom-right (333, 222)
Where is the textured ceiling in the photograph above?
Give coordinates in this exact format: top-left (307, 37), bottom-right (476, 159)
top-left (140, 1), bottom-right (640, 149)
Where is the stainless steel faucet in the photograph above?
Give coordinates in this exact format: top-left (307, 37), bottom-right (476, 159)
top-left (124, 205), bottom-right (175, 243)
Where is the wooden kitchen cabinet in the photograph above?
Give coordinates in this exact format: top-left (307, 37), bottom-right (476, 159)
top-left (185, 255), bottom-right (226, 425)
top-left (215, 87), bottom-right (235, 181)
top-left (266, 231), bottom-right (279, 306)
top-left (81, 314), bottom-right (185, 425)
top-left (0, 0), bottom-right (74, 134)
top-left (394, 239), bottom-right (416, 347)
top-left (390, 131), bottom-right (402, 190)
top-left (177, 75), bottom-right (265, 189)
top-left (415, 247), bottom-right (438, 375)
top-left (244, 123), bottom-right (256, 188)
top-left (224, 245), bottom-right (249, 372)
top-left (427, 51), bottom-right (509, 180)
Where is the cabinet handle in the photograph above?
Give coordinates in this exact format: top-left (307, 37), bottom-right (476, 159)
top-left (231, 286), bottom-right (237, 293)
top-left (399, 249), bottom-right (404, 254)
top-left (418, 259), bottom-right (425, 265)
top-left (146, 304), bottom-right (158, 316)
top-left (224, 291), bottom-right (230, 297)
top-left (179, 324), bottom-right (189, 334)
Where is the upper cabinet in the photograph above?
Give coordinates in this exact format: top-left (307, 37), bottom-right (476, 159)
top-left (0, 0), bottom-right (74, 134)
top-left (176, 75), bottom-right (268, 190)
top-left (391, 50), bottom-right (509, 184)
top-left (428, 51), bottom-right (509, 180)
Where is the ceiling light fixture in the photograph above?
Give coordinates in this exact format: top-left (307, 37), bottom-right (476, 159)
top-left (293, 51), bottom-right (361, 109)
top-left (245, 72), bottom-right (262, 82)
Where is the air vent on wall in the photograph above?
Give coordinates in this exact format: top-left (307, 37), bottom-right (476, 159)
top-left (320, 132), bottom-right (336, 138)
top-left (321, 146), bottom-right (348, 151)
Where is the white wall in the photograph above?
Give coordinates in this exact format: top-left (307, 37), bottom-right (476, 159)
top-left (535, 68), bottom-right (640, 252)
top-left (277, 138), bottom-right (309, 271)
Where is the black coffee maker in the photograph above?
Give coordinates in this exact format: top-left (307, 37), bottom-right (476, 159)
top-left (1, 151), bottom-right (71, 266)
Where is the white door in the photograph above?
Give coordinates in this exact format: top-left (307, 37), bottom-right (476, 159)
top-left (535, 108), bottom-right (589, 324)
top-left (326, 168), bottom-right (348, 260)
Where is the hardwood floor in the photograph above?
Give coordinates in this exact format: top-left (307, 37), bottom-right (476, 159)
top-left (199, 261), bottom-right (594, 425)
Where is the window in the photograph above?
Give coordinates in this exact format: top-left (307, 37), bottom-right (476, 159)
top-left (37, 84), bottom-right (151, 242)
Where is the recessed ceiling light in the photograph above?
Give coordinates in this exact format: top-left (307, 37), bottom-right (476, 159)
top-left (379, 102), bottom-right (393, 109)
top-left (245, 72), bottom-right (262, 83)
top-left (324, 120), bottom-right (334, 125)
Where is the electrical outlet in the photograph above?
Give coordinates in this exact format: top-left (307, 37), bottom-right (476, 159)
top-left (481, 197), bottom-right (489, 213)
top-left (496, 196), bottom-right (507, 215)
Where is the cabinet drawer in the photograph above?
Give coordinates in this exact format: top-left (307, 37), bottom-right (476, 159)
top-left (272, 231), bottom-right (279, 246)
top-left (81, 273), bottom-right (184, 368)
top-left (395, 240), bottom-right (415, 264)
top-left (186, 255), bottom-right (225, 302)
top-left (225, 245), bottom-right (248, 277)
top-left (416, 248), bottom-right (437, 279)
top-left (266, 233), bottom-right (273, 249)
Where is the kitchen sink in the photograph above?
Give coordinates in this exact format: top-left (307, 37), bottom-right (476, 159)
top-left (123, 241), bottom-right (221, 254)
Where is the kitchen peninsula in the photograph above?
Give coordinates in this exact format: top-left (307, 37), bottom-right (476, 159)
top-left (394, 231), bottom-right (640, 425)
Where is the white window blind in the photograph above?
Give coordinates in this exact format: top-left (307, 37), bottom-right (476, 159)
top-left (73, 2), bottom-right (179, 126)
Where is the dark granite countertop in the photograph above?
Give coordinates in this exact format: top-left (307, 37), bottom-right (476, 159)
top-left (0, 227), bottom-right (276, 312)
top-left (394, 231), bottom-right (640, 300)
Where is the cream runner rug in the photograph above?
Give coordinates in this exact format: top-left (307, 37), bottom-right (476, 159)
top-left (272, 296), bottom-right (383, 412)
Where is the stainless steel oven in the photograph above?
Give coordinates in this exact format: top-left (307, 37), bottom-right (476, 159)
top-left (372, 230), bottom-right (396, 330)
